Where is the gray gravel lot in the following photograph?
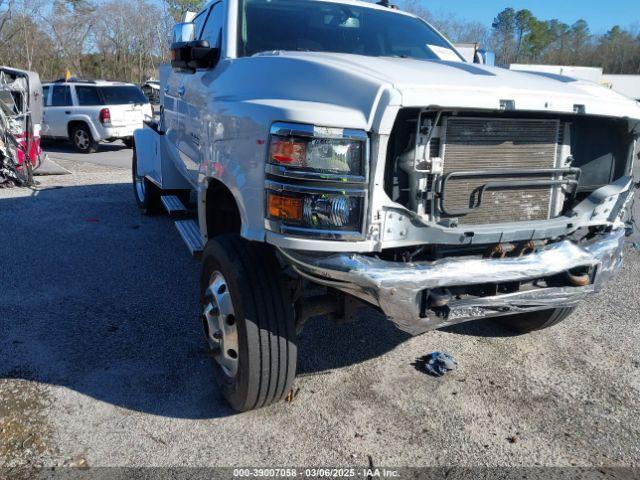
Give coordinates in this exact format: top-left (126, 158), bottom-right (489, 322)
top-left (1, 144), bottom-right (640, 469)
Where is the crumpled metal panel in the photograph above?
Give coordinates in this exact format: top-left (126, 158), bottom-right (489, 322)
top-left (280, 228), bottom-right (625, 335)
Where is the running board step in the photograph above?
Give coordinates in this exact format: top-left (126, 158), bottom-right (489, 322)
top-left (175, 220), bottom-right (204, 260)
top-left (161, 195), bottom-right (187, 217)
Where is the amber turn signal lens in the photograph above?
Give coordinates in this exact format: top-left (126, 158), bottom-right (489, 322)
top-left (268, 192), bottom-right (303, 221)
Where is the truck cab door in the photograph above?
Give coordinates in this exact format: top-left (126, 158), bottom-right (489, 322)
top-left (181, 1), bottom-right (225, 184)
top-left (165, 7), bottom-right (213, 185)
top-left (162, 68), bottom-right (184, 157)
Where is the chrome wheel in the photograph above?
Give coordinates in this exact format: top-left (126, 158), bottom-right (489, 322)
top-left (74, 129), bottom-right (90, 151)
top-left (203, 271), bottom-right (239, 378)
top-left (134, 170), bottom-right (146, 202)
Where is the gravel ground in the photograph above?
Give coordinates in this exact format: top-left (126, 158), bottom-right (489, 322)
top-left (1, 145), bottom-right (640, 469)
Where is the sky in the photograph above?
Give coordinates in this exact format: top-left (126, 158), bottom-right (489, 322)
top-left (416, 0), bottom-right (639, 34)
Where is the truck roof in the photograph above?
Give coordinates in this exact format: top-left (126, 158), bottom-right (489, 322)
top-left (44, 79), bottom-right (138, 87)
top-left (203, 0), bottom-right (417, 18)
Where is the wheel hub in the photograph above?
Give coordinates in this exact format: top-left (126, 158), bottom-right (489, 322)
top-left (75, 130), bottom-right (89, 150)
top-left (203, 271), bottom-right (239, 378)
top-left (134, 170), bottom-right (145, 201)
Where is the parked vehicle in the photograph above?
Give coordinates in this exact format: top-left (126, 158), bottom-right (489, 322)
top-left (0, 66), bottom-right (43, 185)
top-left (132, 0), bottom-right (640, 411)
top-left (42, 79), bottom-right (152, 153)
top-left (141, 79), bottom-right (161, 105)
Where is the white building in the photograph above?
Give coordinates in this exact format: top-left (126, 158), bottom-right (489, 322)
top-left (509, 64), bottom-right (640, 101)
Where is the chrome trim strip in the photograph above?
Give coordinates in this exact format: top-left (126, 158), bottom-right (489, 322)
top-left (265, 164), bottom-right (366, 184)
top-left (280, 225), bottom-right (364, 240)
top-left (269, 122), bottom-right (315, 137)
top-left (265, 180), bottom-right (367, 196)
top-left (269, 122), bottom-right (368, 141)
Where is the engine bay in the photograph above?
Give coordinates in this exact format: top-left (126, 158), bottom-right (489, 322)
top-left (384, 108), bottom-right (636, 226)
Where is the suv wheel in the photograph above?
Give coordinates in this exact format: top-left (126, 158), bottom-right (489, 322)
top-left (200, 235), bottom-right (297, 411)
top-left (132, 147), bottom-right (161, 215)
top-left (71, 124), bottom-right (98, 153)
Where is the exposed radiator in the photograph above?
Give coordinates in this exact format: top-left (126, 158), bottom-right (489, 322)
top-left (440, 117), bottom-right (561, 225)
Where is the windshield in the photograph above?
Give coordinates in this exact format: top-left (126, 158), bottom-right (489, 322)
top-left (238, 0), bottom-right (462, 61)
top-left (98, 86), bottom-right (148, 105)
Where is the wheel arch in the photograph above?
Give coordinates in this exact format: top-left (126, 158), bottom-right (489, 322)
top-left (67, 117), bottom-right (100, 140)
top-left (201, 178), bottom-right (243, 241)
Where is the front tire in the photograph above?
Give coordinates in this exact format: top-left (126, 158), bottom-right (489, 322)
top-left (200, 235), bottom-right (297, 411)
top-left (132, 148), bottom-right (161, 215)
top-left (71, 124), bottom-right (98, 153)
top-left (491, 307), bottom-right (576, 333)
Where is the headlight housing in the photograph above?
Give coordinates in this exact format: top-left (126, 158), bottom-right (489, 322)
top-left (265, 122), bottom-right (369, 240)
top-left (266, 123), bottom-right (368, 182)
top-left (266, 183), bottom-right (365, 238)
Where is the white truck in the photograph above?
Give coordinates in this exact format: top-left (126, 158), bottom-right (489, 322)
top-left (133, 0), bottom-right (640, 411)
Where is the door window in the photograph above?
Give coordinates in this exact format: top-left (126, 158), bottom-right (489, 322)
top-left (42, 85), bottom-right (51, 106)
top-left (50, 85), bottom-right (72, 107)
top-left (200, 2), bottom-right (223, 48)
top-left (193, 9), bottom-right (209, 39)
top-left (76, 86), bottom-right (103, 106)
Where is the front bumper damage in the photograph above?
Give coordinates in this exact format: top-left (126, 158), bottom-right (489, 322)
top-left (279, 228), bottom-right (626, 335)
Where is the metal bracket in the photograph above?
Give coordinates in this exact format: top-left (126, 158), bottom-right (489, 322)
top-left (437, 167), bottom-right (582, 216)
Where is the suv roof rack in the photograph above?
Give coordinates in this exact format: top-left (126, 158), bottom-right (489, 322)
top-left (52, 78), bottom-right (97, 84)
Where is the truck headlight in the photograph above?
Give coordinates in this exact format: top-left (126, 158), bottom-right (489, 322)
top-left (269, 137), bottom-right (363, 175)
top-left (266, 182), bottom-right (365, 239)
top-left (266, 123), bottom-right (368, 182)
top-left (265, 122), bottom-right (369, 240)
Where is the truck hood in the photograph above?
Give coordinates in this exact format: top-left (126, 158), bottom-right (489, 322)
top-left (223, 52), bottom-right (640, 132)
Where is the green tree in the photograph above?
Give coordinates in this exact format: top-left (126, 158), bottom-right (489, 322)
top-left (545, 19), bottom-right (571, 64)
top-left (570, 19), bottom-right (590, 51)
top-left (522, 19), bottom-right (555, 61)
top-left (491, 7), bottom-right (517, 64)
top-left (597, 25), bottom-right (638, 73)
top-left (514, 9), bottom-right (533, 61)
top-left (165, 0), bottom-right (203, 23)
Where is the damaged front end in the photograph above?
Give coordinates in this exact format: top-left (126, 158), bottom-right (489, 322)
top-left (280, 108), bottom-right (639, 334)
top-left (281, 227), bottom-right (625, 334)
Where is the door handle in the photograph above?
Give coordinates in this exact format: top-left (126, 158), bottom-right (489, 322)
top-left (65, 111), bottom-right (71, 115)
top-left (177, 86), bottom-right (186, 97)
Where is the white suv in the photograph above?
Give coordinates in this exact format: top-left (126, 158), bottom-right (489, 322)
top-left (42, 80), bottom-right (153, 153)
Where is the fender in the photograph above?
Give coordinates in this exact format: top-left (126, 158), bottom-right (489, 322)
top-left (67, 114), bottom-right (101, 140)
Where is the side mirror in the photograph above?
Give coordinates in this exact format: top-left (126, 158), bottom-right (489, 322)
top-left (171, 37), bottom-right (220, 72)
top-left (170, 22), bottom-right (196, 71)
top-left (172, 22), bottom-right (195, 43)
top-left (188, 40), bottom-right (221, 70)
